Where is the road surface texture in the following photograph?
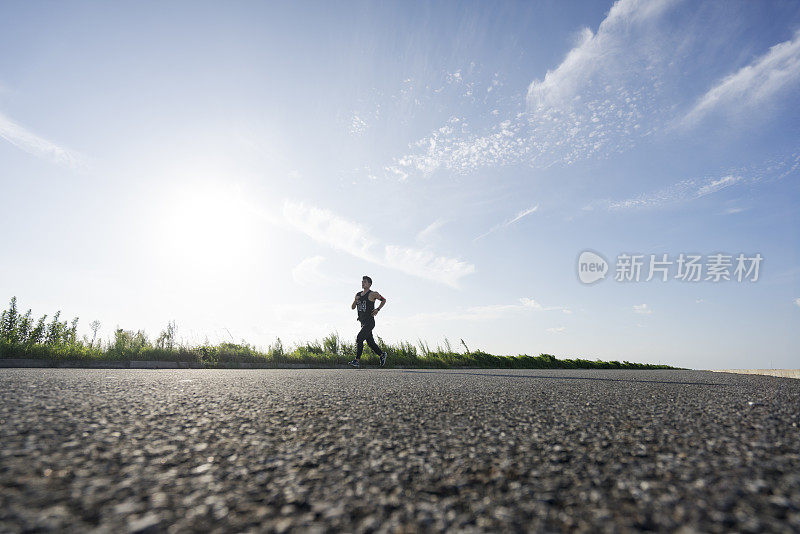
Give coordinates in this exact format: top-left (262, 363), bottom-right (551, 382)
top-left (714, 369), bottom-right (800, 379)
top-left (1, 368), bottom-right (798, 533)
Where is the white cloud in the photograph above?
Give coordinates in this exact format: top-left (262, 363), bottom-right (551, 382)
top-left (383, 245), bottom-right (475, 288)
top-left (474, 204), bottom-right (538, 242)
top-left (384, 165), bottom-right (409, 181)
top-left (724, 207), bottom-right (747, 215)
top-left (794, 297), bottom-right (800, 308)
top-left (594, 149), bottom-right (800, 212)
top-left (506, 205), bottom-right (540, 226)
top-left (605, 180), bottom-right (695, 210)
top-left (377, 2), bottom-right (800, 183)
top-left (684, 30), bottom-right (800, 125)
top-left (526, 0), bottom-right (677, 110)
top-left (388, 115), bottom-right (527, 177)
top-left (384, 0), bottom-right (682, 179)
top-left (291, 256), bottom-right (349, 287)
top-left (349, 114), bottom-right (367, 136)
top-left (696, 175), bottom-right (742, 197)
top-left (0, 112), bottom-right (87, 169)
top-left (546, 326), bottom-right (566, 333)
top-left (417, 218), bottom-right (446, 243)
top-left (519, 297), bottom-right (544, 309)
top-left (282, 200), bottom-right (377, 262)
top-left (281, 200), bottom-right (474, 288)
top-left (602, 174), bottom-right (743, 211)
top-left (395, 297), bottom-right (568, 323)
top-left (633, 303), bottom-right (652, 314)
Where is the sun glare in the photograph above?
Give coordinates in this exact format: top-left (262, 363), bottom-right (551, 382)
top-left (160, 183), bottom-right (256, 276)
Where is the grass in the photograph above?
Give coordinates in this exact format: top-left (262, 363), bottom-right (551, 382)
top-left (0, 297), bottom-right (680, 370)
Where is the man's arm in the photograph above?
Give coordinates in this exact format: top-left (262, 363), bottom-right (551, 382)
top-left (371, 292), bottom-right (387, 315)
top-left (351, 292), bottom-right (360, 310)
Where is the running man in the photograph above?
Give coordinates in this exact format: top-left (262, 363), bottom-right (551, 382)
top-left (348, 275), bottom-right (387, 368)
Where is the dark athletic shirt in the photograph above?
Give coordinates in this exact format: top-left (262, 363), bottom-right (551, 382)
top-left (356, 290), bottom-right (374, 323)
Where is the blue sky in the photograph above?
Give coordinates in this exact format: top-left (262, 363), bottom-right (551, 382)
top-left (1, 0), bottom-right (798, 369)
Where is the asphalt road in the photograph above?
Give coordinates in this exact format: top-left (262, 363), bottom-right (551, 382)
top-left (1, 368), bottom-right (798, 533)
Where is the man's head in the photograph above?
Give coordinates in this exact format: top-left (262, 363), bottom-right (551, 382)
top-left (362, 275), bottom-right (372, 289)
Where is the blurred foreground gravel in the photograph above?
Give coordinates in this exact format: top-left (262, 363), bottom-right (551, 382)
top-left (1, 368), bottom-right (798, 533)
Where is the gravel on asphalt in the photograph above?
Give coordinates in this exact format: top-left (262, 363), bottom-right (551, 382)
top-left (1, 368), bottom-right (798, 533)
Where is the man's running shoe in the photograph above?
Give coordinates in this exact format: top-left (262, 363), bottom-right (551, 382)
top-left (348, 359), bottom-right (360, 368)
top-left (379, 352), bottom-right (387, 367)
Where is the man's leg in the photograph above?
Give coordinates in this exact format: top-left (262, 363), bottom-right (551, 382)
top-left (366, 323), bottom-right (388, 366)
top-left (355, 323), bottom-right (368, 360)
top-left (364, 319), bottom-right (386, 365)
top-left (363, 326), bottom-right (384, 358)
top-left (349, 323), bottom-right (368, 367)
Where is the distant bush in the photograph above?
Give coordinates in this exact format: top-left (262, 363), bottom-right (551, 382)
top-left (0, 297), bottom-right (680, 370)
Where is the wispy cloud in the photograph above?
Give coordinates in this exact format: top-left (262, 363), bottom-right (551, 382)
top-left (291, 256), bottom-right (349, 287)
top-left (386, 115), bottom-right (529, 177)
top-left (683, 30), bottom-right (800, 126)
top-left (526, 0), bottom-right (678, 110)
top-left (794, 297), bottom-right (800, 308)
top-left (546, 326), bottom-right (566, 333)
top-left (349, 114), bottom-right (368, 136)
top-left (383, 245), bottom-right (475, 287)
top-left (396, 297), bottom-right (569, 323)
top-left (417, 218), bottom-right (447, 243)
top-left (380, 0), bottom-right (800, 184)
top-left (506, 205), bottom-right (540, 226)
top-left (0, 112), bottom-right (87, 169)
top-left (696, 175), bottom-right (742, 197)
top-left (474, 204), bottom-right (538, 242)
top-left (723, 206), bottom-right (747, 215)
top-left (602, 174), bottom-right (743, 210)
top-left (521, 0), bottom-right (677, 166)
top-left (633, 303), bottom-right (652, 315)
top-left (603, 179), bottom-right (696, 210)
top-left (382, 0), bottom-right (683, 179)
top-left (592, 149), bottom-right (800, 212)
top-left (282, 200), bottom-right (474, 288)
top-left (282, 200), bottom-right (376, 262)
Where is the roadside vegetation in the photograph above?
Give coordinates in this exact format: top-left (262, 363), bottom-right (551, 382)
top-left (0, 297), bottom-right (679, 369)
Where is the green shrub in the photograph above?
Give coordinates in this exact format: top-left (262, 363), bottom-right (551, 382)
top-left (0, 297), bottom-right (681, 370)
